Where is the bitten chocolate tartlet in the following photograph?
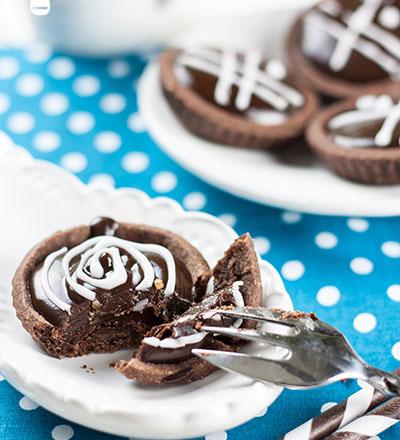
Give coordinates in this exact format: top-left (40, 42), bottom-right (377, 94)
top-left (287, 0), bottom-right (400, 99)
top-left (160, 46), bottom-right (318, 149)
top-left (306, 95), bottom-right (400, 184)
top-left (12, 217), bottom-right (262, 385)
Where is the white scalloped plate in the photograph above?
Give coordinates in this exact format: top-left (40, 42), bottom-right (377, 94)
top-left (0, 141), bottom-right (293, 439)
top-left (138, 63), bottom-right (400, 217)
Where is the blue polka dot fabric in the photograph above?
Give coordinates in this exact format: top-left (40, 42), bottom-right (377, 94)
top-left (0, 46), bottom-right (400, 440)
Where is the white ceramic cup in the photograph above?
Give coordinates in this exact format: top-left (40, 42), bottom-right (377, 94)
top-left (29, 0), bottom-right (316, 57)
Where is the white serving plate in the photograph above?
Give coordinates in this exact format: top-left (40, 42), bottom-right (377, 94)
top-left (138, 63), bottom-right (400, 217)
top-left (0, 141), bottom-right (293, 439)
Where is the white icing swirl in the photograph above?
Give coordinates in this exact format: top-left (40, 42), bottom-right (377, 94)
top-left (305, 0), bottom-right (400, 75)
top-left (41, 235), bottom-right (177, 313)
top-left (176, 47), bottom-right (304, 114)
top-left (328, 95), bottom-right (400, 148)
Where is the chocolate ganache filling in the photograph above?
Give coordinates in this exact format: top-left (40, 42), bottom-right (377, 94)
top-left (174, 47), bottom-right (305, 126)
top-left (300, 0), bottom-right (400, 83)
top-left (31, 217), bottom-right (194, 327)
top-left (328, 95), bottom-right (400, 148)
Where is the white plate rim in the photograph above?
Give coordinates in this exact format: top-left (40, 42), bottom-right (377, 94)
top-left (138, 62), bottom-right (400, 218)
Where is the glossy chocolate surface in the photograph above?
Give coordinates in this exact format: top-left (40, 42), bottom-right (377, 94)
top-left (300, 0), bottom-right (400, 83)
top-left (174, 48), bottom-right (304, 126)
top-left (31, 217), bottom-right (194, 326)
top-left (327, 96), bottom-right (400, 148)
top-left (330, 118), bottom-right (400, 147)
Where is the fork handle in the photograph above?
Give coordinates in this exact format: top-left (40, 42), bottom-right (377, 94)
top-left (362, 365), bottom-right (400, 396)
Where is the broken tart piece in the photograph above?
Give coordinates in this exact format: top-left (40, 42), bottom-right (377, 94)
top-left (12, 217), bottom-right (262, 385)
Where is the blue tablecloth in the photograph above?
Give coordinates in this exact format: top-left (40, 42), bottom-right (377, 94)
top-left (0, 46), bottom-right (399, 440)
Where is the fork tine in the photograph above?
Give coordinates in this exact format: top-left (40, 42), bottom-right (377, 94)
top-left (202, 326), bottom-right (262, 343)
top-left (215, 308), bottom-right (296, 328)
top-left (202, 325), bottom-right (293, 347)
top-left (192, 349), bottom-right (310, 387)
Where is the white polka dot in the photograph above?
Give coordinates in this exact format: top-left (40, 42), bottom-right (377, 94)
top-left (183, 192), bottom-right (207, 210)
top-left (347, 218), bottom-right (369, 232)
top-left (315, 232), bottom-right (338, 249)
top-left (89, 173), bottom-right (115, 188)
top-left (0, 56), bottom-right (19, 79)
top-left (72, 75), bottom-right (100, 97)
top-left (0, 93), bottom-right (10, 114)
top-left (60, 152), bottom-right (87, 173)
top-left (127, 112), bottom-right (146, 132)
top-left (40, 93), bottom-right (69, 116)
top-left (24, 43), bottom-right (52, 63)
top-left (151, 171), bottom-right (177, 193)
top-left (47, 57), bottom-right (75, 79)
top-left (320, 402), bottom-right (337, 412)
top-left (381, 241), bottom-right (400, 259)
top-left (108, 59), bottom-right (131, 78)
top-left (99, 93), bottom-right (126, 114)
top-left (33, 131), bottom-right (61, 152)
top-left (253, 236), bottom-right (271, 255)
top-left (205, 432), bottom-right (227, 440)
top-left (7, 112), bottom-right (35, 134)
top-left (281, 211), bottom-right (302, 224)
top-left (93, 131), bottom-right (121, 153)
top-left (15, 73), bottom-right (44, 97)
top-left (122, 152), bottom-right (149, 173)
top-left (350, 257), bottom-right (373, 275)
top-left (281, 260), bottom-right (305, 281)
top-left (51, 424), bottom-right (74, 440)
top-left (353, 313), bottom-right (377, 333)
top-left (219, 213), bottom-right (237, 227)
top-left (392, 341), bottom-right (400, 361)
top-left (19, 396), bottom-right (39, 410)
top-left (317, 286), bottom-right (341, 307)
top-left (379, 5), bottom-right (400, 29)
top-left (66, 111), bottom-right (95, 134)
top-left (387, 285), bottom-right (400, 302)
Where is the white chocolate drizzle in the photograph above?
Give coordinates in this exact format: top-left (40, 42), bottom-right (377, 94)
top-left (328, 95), bottom-right (400, 148)
top-left (176, 47), bottom-right (304, 113)
top-left (41, 235), bottom-right (177, 313)
top-left (304, 0), bottom-right (400, 75)
top-left (143, 332), bottom-right (206, 349)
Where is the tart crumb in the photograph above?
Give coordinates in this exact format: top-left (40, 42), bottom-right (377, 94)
top-left (92, 299), bottom-right (101, 310)
top-left (154, 278), bottom-right (164, 290)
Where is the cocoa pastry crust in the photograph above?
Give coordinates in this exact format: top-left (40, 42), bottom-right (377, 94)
top-left (160, 49), bottom-right (318, 149)
top-left (12, 222), bottom-right (209, 358)
top-left (287, 16), bottom-right (400, 99)
top-left (306, 98), bottom-right (400, 184)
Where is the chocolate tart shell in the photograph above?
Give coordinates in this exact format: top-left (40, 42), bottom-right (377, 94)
top-left (287, 18), bottom-right (400, 98)
top-left (306, 98), bottom-right (400, 184)
top-left (287, 18), bottom-right (400, 100)
top-left (115, 233), bottom-right (263, 385)
top-left (159, 49), bottom-right (319, 149)
top-left (12, 223), bottom-right (210, 358)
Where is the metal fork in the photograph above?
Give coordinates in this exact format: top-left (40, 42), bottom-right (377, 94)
top-left (192, 307), bottom-right (400, 396)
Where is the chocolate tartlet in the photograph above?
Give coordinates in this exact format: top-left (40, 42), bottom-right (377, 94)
top-left (160, 47), bottom-right (318, 149)
top-left (287, 0), bottom-right (400, 99)
top-left (306, 94), bottom-right (400, 184)
top-left (12, 217), bottom-right (262, 385)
